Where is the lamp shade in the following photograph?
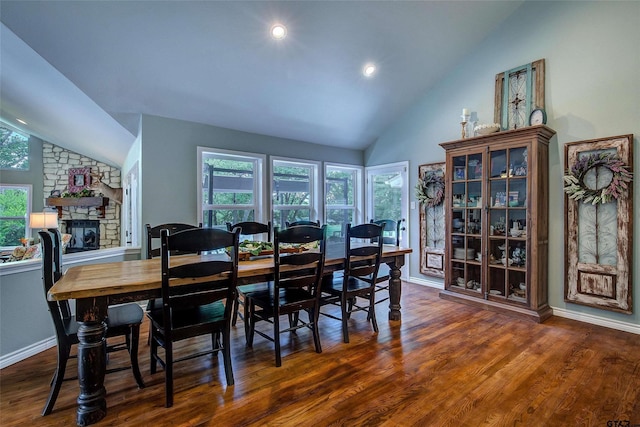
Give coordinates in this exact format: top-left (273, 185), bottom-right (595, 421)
top-left (29, 212), bottom-right (59, 229)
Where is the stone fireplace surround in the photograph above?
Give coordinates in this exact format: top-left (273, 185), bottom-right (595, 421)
top-left (42, 142), bottom-right (121, 249)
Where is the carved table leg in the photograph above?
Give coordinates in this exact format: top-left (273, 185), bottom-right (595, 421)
top-left (75, 298), bottom-right (108, 426)
top-left (388, 259), bottom-right (403, 321)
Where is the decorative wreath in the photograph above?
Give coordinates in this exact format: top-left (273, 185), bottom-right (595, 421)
top-left (415, 172), bottom-right (445, 208)
top-left (563, 152), bottom-right (632, 205)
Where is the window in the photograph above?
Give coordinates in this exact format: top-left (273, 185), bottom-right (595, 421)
top-left (0, 123), bottom-right (29, 170)
top-left (324, 163), bottom-right (363, 239)
top-left (366, 162), bottom-right (409, 245)
top-left (271, 158), bottom-right (320, 229)
top-left (198, 148), bottom-right (265, 229)
top-left (0, 184), bottom-right (31, 247)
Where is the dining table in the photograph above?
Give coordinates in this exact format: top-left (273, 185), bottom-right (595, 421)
top-left (48, 242), bottom-right (412, 426)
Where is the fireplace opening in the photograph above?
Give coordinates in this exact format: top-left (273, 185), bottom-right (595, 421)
top-left (64, 220), bottom-right (100, 252)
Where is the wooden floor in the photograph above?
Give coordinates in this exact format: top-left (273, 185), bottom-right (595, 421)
top-left (1, 283), bottom-right (639, 426)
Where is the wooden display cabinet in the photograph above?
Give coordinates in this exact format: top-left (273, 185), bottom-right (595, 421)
top-left (439, 125), bottom-right (555, 322)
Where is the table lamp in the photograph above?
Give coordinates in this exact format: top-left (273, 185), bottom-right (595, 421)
top-left (29, 211), bottom-right (59, 230)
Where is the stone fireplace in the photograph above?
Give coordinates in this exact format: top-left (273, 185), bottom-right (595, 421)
top-left (42, 142), bottom-right (121, 249)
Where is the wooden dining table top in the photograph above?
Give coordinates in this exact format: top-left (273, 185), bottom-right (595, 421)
top-left (49, 244), bottom-right (412, 302)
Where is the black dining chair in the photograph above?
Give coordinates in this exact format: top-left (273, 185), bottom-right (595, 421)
top-left (147, 227), bottom-right (240, 407)
top-left (369, 218), bottom-right (405, 305)
top-left (225, 221), bottom-right (271, 328)
top-left (144, 222), bottom-right (202, 344)
top-left (38, 229), bottom-right (144, 416)
top-left (321, 222), bottom-right (384, 343)
top-left (245, 225), bottom-right (326, 367)
top-left (285, 219), bottom-right (320, 227)
top-left (145, 222), bottom-right (202, 259)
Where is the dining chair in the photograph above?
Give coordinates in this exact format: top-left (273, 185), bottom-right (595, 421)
top-left (147, 227), bottom-right (240, 407)
top-left (245, 225), bottom-right (326, 367)
top-left (145, 222), bottom-right (202, 259)
top-left (144, 222), bottom-right (201, 343)
top-left (320, 223), bottom-right (384, 343)
top-left (285, 219), bottom-right (320, 227)
top-left (225, 221), bottom-right (272, 328)
top-left (38, 229), bottom-right (145, 416)
top-left (369, 218), bottom-right (405, 305)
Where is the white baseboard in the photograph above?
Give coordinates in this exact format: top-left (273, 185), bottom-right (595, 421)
top-left (0, 336), bottom-right (56, 369)
top-left (551, 306), bottom-right (640, 335)
top-left (408, 276), bottom-right (444, 289)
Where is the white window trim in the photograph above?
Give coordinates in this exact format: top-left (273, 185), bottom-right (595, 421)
top-left (197, 147), bottom-right (267, 226)
top-left (270, 156), bottom-right (322, 225)
top-left (324, 162), bottom-right (364, 225)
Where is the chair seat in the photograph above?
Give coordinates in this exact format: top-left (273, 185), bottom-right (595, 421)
top-left (237, 282), bottom-right (270, 297)
top-left (323, 276), bottom-right (372, 295)
top-left (148, 301), bottom-right (225, 332)
top-left (249, 288), bottom-right (314, 314)
top-left (62, 303), bottom-right (143, 339)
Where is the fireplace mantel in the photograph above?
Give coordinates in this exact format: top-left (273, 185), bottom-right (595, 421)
top-left (46, 197), bottom-right (110, 219)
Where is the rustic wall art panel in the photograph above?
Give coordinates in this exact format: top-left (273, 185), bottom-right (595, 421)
top-left (418, 162), bottom-right (446, 278)
top-left (564, 135), bottom-right (633, 313)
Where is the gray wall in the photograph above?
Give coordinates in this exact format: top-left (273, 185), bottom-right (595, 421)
top-left (139, 114), bottom-right (363, 236)
top-left (365, 1), bottom-right (640, 325)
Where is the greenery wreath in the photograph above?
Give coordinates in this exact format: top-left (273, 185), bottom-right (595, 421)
top-left (563, 152), bottom-right (632, 205)
top-left (415, 172), bottom-right (445, 208)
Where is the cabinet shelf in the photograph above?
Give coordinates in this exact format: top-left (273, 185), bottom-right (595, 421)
top-left (439, 125), bottom-right (555, 323)
top-left (46, 197), bottom-right (110, 219)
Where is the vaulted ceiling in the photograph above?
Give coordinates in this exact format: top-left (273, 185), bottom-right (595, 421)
top-left (0, 1), bottom-right (523, 166)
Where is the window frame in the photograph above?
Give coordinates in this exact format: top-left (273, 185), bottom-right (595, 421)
top-left (324, 162), bottom-right (363, 232)
top-left (197, 147), bottom-right (266, 228)
top-left (270, 156), bottom-right (321, 229)
top-left (0, 183), bottom-right (32, 249)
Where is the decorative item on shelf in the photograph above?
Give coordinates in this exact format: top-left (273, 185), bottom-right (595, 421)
top-left (494, 59), bottom-right (545, 130)
top-left (415, 171), bottom-right (445, 208)
top-left (563, 152), bottom-right (632, 205)
top-left (68, 167), bottom-right (91, 193)
top-left (61, 188), bottom-right (94, 198)
top-left (511, 247), bottom-right (526, 266)
top-left (474, 123), bottom-right (500, 136)
top-left (90, 172), bottom-right (123, 205)
top-left (529, 108), bottom-right (547, 126)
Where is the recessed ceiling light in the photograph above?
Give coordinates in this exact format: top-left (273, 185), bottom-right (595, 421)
top-left (16, 118), bottom-right (28, 125)
top-left (270, 24), bottom-right (287, 40)
top-left (363, 63), bottom-right (376, 77)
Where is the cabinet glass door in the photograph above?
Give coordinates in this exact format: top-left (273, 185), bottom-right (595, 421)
top-left (450, 152), bottom-right (483, 293)
top-left (487, 146), bottom-right (528, 302)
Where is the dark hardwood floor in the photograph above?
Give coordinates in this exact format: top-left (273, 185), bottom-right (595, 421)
top-left (1, 283), bottom-right (639, 426)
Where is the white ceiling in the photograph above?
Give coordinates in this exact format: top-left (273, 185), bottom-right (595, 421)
top-left (0, 1), bottom-right (523, 166)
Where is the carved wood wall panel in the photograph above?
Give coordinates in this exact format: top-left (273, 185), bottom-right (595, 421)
top-left (564, 135), bottom-right (633, 313)
top-left (419, 162), bottom-right (445, 278)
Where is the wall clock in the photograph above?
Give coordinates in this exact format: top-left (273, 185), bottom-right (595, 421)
top-left (529, 108), bottom-right (547, 126)
top-left (494, 59), bottom-right (545, 130)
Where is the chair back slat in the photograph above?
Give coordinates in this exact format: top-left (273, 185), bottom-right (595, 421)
top-left (226, 221), bottom-right (271, 242)
top-left (285, 220), bottom-right (320, 228)
top-left (146, 222), bottom-right (201, 259)
top-left (370, 219), bottom-right (405, 246)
